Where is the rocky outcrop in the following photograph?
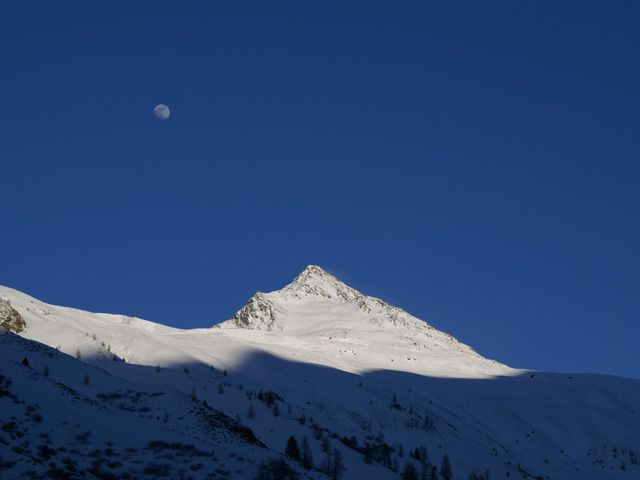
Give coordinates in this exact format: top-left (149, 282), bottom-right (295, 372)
top-left (223, 293), bottom-right (281, 331)
top-left (281, 265), bottom-right (363, 303)
top-left (0, 299), bottom-right (26, 333)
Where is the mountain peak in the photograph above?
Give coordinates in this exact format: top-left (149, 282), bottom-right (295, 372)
top-left (295, 264), bottom-right (329, 279)
top-left (282, 265), bottom-right (361, 302)
top-left (216, 266), bottom-right (477, 359)
top-left (288, 265), bottom-right (340, 289)
top-left (218, 266), bottom-right (365, 331)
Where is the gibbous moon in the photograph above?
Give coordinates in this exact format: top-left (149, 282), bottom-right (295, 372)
top-left (153, 104), bottom-right (170, 120)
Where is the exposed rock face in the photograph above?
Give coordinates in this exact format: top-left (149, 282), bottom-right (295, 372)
top-left (0, 298), bottom-right (26, 333)
top-left (280, 265), bottom-right (362, 302)
top-left (227, 293), bottom-right (281, 331)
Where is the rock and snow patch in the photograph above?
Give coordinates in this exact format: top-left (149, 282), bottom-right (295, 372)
top-left (282, 265), bottom-right (363, 303)
top-left (0, 298), bottom-right (26, 333)
top-left (225, 293), bottom-right (282, 331)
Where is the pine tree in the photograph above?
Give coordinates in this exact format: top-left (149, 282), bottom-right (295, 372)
top-left (217, 383), bottom-right (224, 394)
top-left (285, 436), bottom-right (301, 461)
top-left (301, 436), bottom-right (313, 469)
top-left (320, 448), bottom-right (334, 476)
top-left (21, 357), bottom-right (30, 367)
top-left (272, 402), bottom-right (280, 417)
top-left (429, 465), bottom-right (439, 480)
top-left (470, 473), bottom-right (492, 480)
top-left (418, 446), bottom-right (431, 480)
top-left (247, 403), bottom-right (256, 418)
top-left (76, 349), bottom-right (82, 360)
top-left (363, 444), bottom-right (373, 464)
top-left (421, 462), bottom-right (429, 480)
top-left (255, 460), bottom-right (268, 480)
top-left (441, 454), bottom-right (453, 480)
top-left (402, 462), bottom-right (419, 480)
top-left (333, 448), bottom-right (345, 480)
top-left (419, 446), bottom-right (429, 465)
top-left (423, 415), bottom-right (435, 431)
top-left (83, 374), bottom-right (90, 386)
top-left (321, 437), bottom-right (331, 453)
top-left (255, 458), bottom-right (299, 480)
top-left (322, 447), bottom-right (345, 480)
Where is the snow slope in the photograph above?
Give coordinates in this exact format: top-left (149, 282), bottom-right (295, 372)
top-left (2, 266), bottom-right (639, 479)
top-left (0, 331), bottom-right (298, 479)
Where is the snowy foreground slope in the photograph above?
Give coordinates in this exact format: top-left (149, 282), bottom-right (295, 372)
top-left (1, 266), bottom-right (639, 479)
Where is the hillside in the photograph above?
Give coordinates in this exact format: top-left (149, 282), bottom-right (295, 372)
top-left (1, 266), bottom-right (639, 479)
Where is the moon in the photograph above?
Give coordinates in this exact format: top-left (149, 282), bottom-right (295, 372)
top-left (153, 104), bottom-right (170, 120)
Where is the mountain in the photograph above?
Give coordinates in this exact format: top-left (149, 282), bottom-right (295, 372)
top-left (1, 266), bottom-right (639, 479)
top-left (217, 265), bottom-right (509, 379)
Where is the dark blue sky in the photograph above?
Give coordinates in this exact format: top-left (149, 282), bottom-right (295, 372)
top-left (1, 2), bottom-right (639, 378)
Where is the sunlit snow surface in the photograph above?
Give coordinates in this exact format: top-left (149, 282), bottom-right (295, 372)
top-left (1, 266), bottom-right (639, 479)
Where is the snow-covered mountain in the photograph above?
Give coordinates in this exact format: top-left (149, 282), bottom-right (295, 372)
top-left (217, 265), bottom-right (509, 379)
top-left (1, 266), bottom-right (639, 479)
